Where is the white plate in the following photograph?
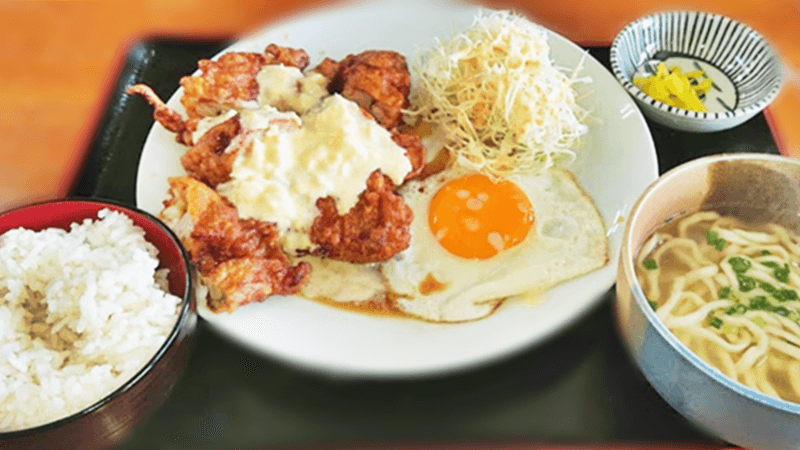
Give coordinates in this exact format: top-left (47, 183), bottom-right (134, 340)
top-left (136, 0), bottom-right (658, 379)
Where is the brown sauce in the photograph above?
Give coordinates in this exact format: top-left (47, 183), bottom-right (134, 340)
top-left (419, 273), bottom-right (447, 295)
top-left (307, 292), bottom-right (415, 320)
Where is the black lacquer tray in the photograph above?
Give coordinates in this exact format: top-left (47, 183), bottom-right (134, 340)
top-left (72, 40), bottom-right (779, 449)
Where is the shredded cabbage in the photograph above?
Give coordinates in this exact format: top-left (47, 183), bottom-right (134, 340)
top-left (407, 10), bottom-right (590, 177)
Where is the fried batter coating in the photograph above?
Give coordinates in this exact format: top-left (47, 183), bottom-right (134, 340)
top-left (327, 51), bottom-right (410, 129)
top-left (180, 51), bottom-right (267, 120)
top-left (180, 44), bottom-right (310, 120)
top-left (126, 84), bottom-right (193, 144)
top-left (127, 44), bottom-right (310, 146)
top-left (312, 57), bottom-right (340, 80)
top-left (180, 115), bottom-right (241, 187)
top-left (391, 131), bottom-right (426, 181)
top-left (160, 176), bottom-right (310, 312)
top-left (264, 43), bottom-right (310, 70)
top-left (310, 170), bottom-right (413, 263)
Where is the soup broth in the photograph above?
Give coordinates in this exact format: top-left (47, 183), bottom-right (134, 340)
top-left (636, 210), bottom-right (800, 403)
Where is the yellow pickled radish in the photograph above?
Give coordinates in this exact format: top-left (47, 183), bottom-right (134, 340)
top-left (634, 62), bottom-right (713, 112)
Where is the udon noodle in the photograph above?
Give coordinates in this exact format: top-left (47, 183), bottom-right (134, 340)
top-left (636, 210), bottom-right (800, 403)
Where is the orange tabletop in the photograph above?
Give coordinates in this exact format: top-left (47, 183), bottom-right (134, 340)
top-left (1, 0), bottom-right (798, 213)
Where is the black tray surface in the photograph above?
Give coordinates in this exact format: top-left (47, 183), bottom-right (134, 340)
top-left (71, 40), bottom-right (780, 449)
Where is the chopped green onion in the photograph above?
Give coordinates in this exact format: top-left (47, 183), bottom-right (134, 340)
top-left (774, 264), bottom-right (790, 283)
top-left (761, 262), bottom-right (791, 283)
top-left (749, 295), bottom-right (770, 310)
top-left (774, 289), bottom-right (798, 302)
top-left (737, 273), bottom-right (757, 292)
top-left (752, 316), bottom-right (766, 328)
top-left (759, 282), bottom-right (777, 294)
top-left (643, 259), bottom-right (658, 270)
top-left (762, 250), bottom-right (771, 256)
top-left (706, 230), bottom-right (727, 250)
top-left (726, 303), bottom-right (747, 316)
top-left (710, 317), bottom-right (724, 329)
top-left (718, 286), bottom-right (732, 299)
top-left (728, 256), bottom-right (752, 273)
top-left (722, 324), bottom-right (737, 335)
top-left (648, 300), bottom-right (659, 311)
top-left (776, 306), bottom-right (790, 316)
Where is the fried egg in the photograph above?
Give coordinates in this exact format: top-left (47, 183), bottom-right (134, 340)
top-left (381, 165), bottom-right (609, 322)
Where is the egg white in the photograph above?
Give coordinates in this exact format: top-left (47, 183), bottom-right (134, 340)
top-left (381, 165), bottom-right (609, 322)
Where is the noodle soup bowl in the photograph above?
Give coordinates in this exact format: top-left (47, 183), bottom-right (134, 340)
top-left (616, 153), bottom-right (800, 450)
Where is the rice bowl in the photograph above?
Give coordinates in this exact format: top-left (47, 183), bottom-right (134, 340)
top-left (0, 208), bottom-right (182, 431)
top-left (0, 199), bottom-right (195, 450)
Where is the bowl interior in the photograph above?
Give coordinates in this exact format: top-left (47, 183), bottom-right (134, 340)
top-left (0, 200), bottom-right (189, 298)
top-left (627, 154), bottom-right (800, 248)
top-left (611, 11), bottom-right (783, 115)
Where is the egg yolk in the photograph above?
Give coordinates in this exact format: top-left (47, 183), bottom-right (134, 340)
top-left (428, 173), bottom-right (535, 259)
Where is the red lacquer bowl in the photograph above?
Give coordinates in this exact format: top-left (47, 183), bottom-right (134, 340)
top-left (0, 199), bottom-right (196, 450)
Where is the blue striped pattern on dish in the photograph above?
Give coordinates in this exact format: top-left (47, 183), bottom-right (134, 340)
top-left (610, 10), bottom-right (783, 121)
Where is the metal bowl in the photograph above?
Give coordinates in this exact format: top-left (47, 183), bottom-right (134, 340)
top-left (615, 153), bottom-right (800, 449)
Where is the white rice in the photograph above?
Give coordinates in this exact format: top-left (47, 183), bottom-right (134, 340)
top-left (0, 208), bottom-right (181, 431)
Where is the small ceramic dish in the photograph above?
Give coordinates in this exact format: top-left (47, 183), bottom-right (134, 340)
top-left (0, 199), bottom-right (197, 450)
top-left (610, 10), bottom-right (784, 132)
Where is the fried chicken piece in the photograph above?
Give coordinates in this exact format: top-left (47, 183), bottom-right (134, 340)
top-left (263, 43), bottom-right (310, 70)
top-left (180, 51), bottom-right (268, 121)
top-left (391, 130), bottom-right (426, 181)
top-left (126, 52), bottom-right (268, 145)
top-left (310, 170), bottom-right (413, 263)
top-left (180, 45), bottom-right (310, 120)
top-left (160, 176), bottom-right (310, 312)
top-left (128, 44), bottom-right (310, 145)
top-left (179, 115), bottom-right (241, 187)
top-left (327, 50), bottom-right (410, 129)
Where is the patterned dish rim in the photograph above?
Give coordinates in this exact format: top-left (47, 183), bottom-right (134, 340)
top-left (609, 10), bottom-right (785, 122)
